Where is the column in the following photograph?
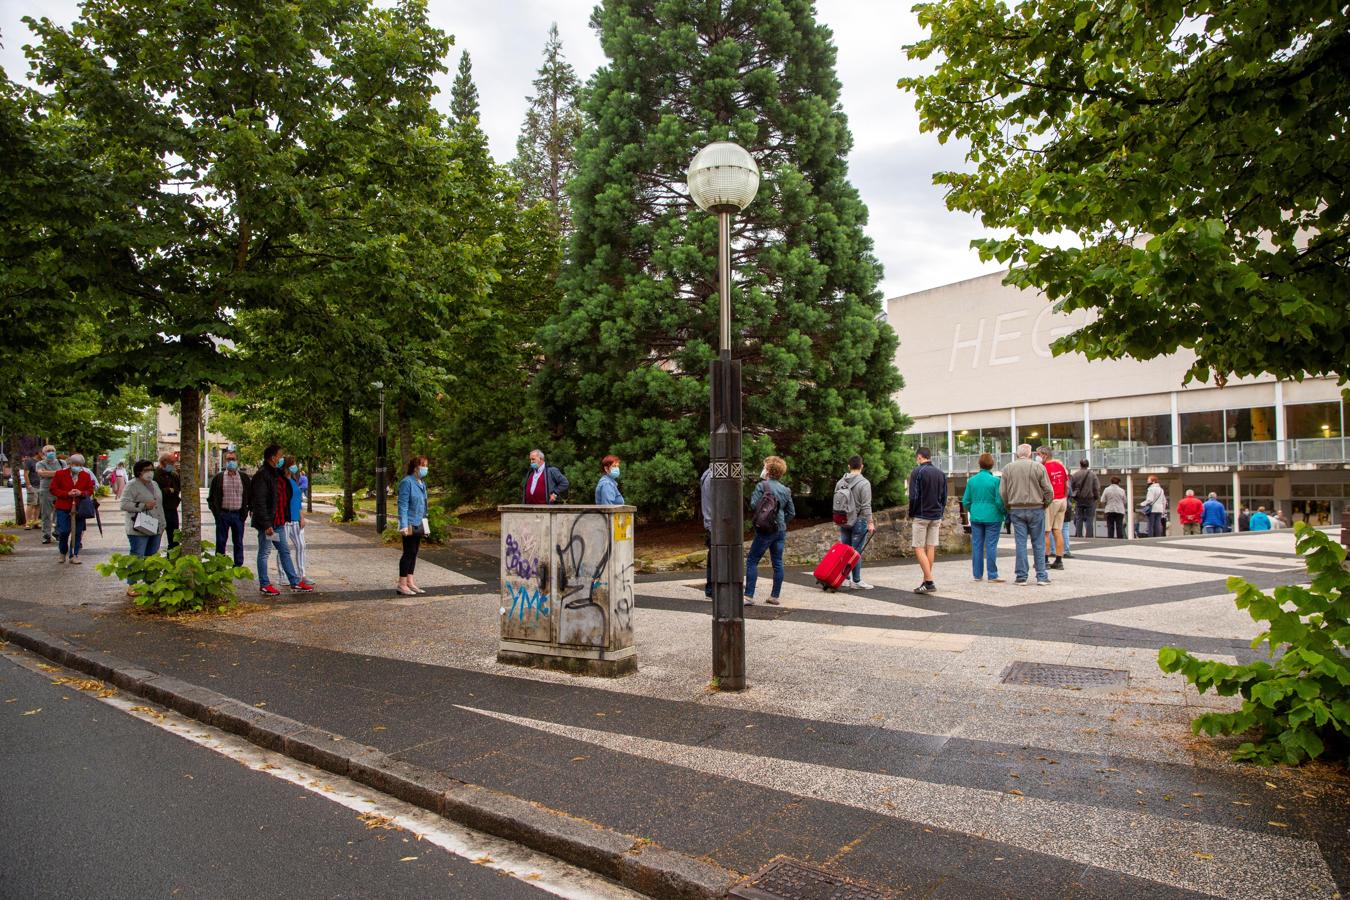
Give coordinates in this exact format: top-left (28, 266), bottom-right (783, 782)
top-left (1126, 473), bottom-right (1135, 539)
top-left (1274, 381), bottom-right (1287, 463)
top-left (946, 414), bottom-right (955, 470)
top-left (1010, 408), bottom-right (1018, 448)
top-left (1083, 401), bottom-right (1092, 460)
top-left (1232, 470), bottom-right (1242, 531)
top-left (1170, 392), bottom-right (1181, 466)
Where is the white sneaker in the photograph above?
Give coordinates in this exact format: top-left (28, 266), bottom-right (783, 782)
top-left (836, 580), bottom-right (854, 590)
top-left (854, 580), bottom-right (875, 590)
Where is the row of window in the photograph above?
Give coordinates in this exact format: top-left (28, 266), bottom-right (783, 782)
top-left (911, 400), bottom-right (1345, 455)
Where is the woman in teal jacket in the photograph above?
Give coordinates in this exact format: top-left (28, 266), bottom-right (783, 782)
top-left (961, 453), bottom-right (1006, 582)
top-left (396, 455), bottom-right (429, 596)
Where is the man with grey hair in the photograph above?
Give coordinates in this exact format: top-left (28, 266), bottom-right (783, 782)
top-left (1000, 443), bottom-right (1054, 585)
top-left (1178, 488), bottom-right (1204, 535)
top-left (521, 449), bottom-right (569, 505)
top-left (34, 444), bottom-right (64, 543)
top-left (1201, 491), bottom-right (1228, 534)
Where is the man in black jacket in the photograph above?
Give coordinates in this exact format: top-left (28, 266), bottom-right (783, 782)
top-left (154, 452), bottom-right (182, 549)
top-left (907, 447), bottom-right (948, 594)
top-left (1069, 459), bottom-right (1101, 538)
top-left (208, 449), bottom-right (251, 566)
top-left (248, 444), bottom-right (311, 595)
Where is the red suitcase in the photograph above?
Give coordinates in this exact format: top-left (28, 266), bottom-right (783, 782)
top-left (813, 532), bottom-right (872, 591)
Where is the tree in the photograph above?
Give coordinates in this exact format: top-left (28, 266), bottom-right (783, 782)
top-left (24, 0), bottom-right (457, 552)
top-left (511, 23), bottom-right (585, 234)
top-left (450, 51), bottom-right (480, 124)
top-left (539, 0), bottom-right (909, 518)
top-left (900, 0), bottom-right (1350, 385)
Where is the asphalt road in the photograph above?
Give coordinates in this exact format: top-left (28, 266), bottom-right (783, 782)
top-left (0, 654), bottom-right (556, 900)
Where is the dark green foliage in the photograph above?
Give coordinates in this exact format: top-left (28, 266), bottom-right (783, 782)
top-left (901, 0), bottom-right (1350, 384)
top-left (96, 547), bottom-right (251, 614)
top-left (1158, 524), bottom-right (1349, 765)
top-left (451, 51), bottom-right (480, 124)
top-left (511, 23), bottom-right (584, 234)
top-left (540, 0), bottom-right (909, 519)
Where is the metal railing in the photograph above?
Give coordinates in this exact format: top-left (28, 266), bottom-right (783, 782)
top-left (932, 438), bottom-right (1348, 475)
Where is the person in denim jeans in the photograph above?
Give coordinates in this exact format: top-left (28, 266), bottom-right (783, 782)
top-left (961, 453), bottom-right (1005, 582)
top-left (835, 455), bottom-right (878, 590)
top-left (744, 456), bottom-right (795, 605)
top-left (998, 444), bottom-right (1054, 585)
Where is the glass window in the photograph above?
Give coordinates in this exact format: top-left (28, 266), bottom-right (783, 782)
top-left (1091, 417), bottom-right (1129, 448)
top-left (1047, 420), bottom-right (1084, 453)
top-left (1229, 407), bottom-right (1277, 442)
top-left (980, 426), bottom-right (1012, 455)
top-left (1180, 410), bottom-right (1223, 444)
top-left (953, 429), bottom-right (981, 454)
top-left (1286, 401), bottom-right (1342, 439)
top-left (1131, 414), bottom-right (1173, 446)
top-left (1018, 423), bottom-right (1048, 448)
top-left (918, 432), bottom-right (948, 454)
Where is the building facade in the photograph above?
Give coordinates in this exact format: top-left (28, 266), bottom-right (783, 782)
top-left (888, 272), bottom-right (1347, 533)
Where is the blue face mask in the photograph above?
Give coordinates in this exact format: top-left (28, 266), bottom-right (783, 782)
top-left (164, 464), bottom-right (174, 473)
top-left (276, 457), bottom-right (285, 469)
top-left (609, 467), bottom-right (621, 480)
top-left (417, 466), bottom-right (429, 478)
top-left (45, 452), bottom-right (56, 461)
top-left (226, 460), bottom-right (238, 471)
top-left (288, 464), bottom-right (299, 474)
top-left (529, 462), bottom-right (541, 472)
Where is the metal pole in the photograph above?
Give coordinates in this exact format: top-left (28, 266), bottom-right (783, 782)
top-left (375, 389), bottom-right (388, 533)
top-left (710, 209), bottom-right (745, 691)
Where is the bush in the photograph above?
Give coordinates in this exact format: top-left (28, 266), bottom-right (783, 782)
top-left (95, 485), bottom-right (112, 499)
top-left (424, 505), bottom-right (458, 544)
top-left (1158, 523), bottom-right (1349, 765)
top-left (330, 510), bottom-right (360, 524)
top-left (381, 525), bottom-right (402, 544)
top-left (0, 533), bottom-right (17, 555)
top-left (96, 546), bottom-right (251, 614)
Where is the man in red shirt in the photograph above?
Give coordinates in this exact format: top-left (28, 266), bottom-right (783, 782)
top-left (49, 452), bottom-right (97, 564)
top-left (1037, 446), bottom-right (1070, 570)
top-left (1177, 489), bottom-right (1205, 535)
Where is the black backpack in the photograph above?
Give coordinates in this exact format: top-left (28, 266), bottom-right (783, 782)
top-left (752, 481), bottom-right (779, 534)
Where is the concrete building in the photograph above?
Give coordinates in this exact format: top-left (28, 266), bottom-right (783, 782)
top-left (888, 271), bottom-right (1347, 534)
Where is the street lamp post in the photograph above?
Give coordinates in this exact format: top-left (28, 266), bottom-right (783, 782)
top-left (687, 141), bottom-right (760, 692)
top-left (373, 381), bottom-right (387, 534)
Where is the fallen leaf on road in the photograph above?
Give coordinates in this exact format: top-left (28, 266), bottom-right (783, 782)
top-left (1267, 822), bottom-right (1289, 828)
top-left (129, 705), bottom-right (166, 721)
top-left (1193, 853), bottom-right (1213, 861)
top-left (473, 856), bottom-right (494, 865)
top-left (571, 756), bottom-right (588, 762)
top-left (1264, 782), bottom-right (1277, 789)
top-left (372, 725), bottom-right (386, 731)
top-left (524, 873), bottom-right (542, 881)
top-left (1008, 789), bottom-right (1024, 796)
top-left (359, 813), bottom-right (398, 830)
top-left (21, 708), bottom-right (41, 715)
top-left (36, 663), bottom-right (60, 672)
top-left (399, 856), bottom-right (418, 862)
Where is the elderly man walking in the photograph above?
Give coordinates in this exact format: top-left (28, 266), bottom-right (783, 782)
top-left (34, 445), bottom-right (64, 544)
top-left (1000, 444), bottom-right (1054, 586)
top-left (521, 449), bottom-right (569, 505)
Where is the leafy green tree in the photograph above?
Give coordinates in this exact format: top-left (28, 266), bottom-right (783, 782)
top-left (900, 0), bottom-right (1349, 384)
top-left (539, 0), bottom-right (908, 518)
top-left (23, 0), bottom-right (457, 551)
top-left (450, 51), bottom-right (480, 124)
top-left (511, 23), bottom-right (585, 234)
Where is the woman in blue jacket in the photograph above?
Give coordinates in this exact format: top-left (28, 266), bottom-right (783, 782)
top-left (396, 455), bottom-right (429, 596)
top-left (594, 454), bottom-right (625, 505)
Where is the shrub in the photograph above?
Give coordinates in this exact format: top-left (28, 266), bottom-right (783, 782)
top-left (96, 546), bottom-right (251, 614)
top-left (424, 504), bottom-right (458, 545)
top-left (381, 525), bottom-right (402, 544)
top-left (1158, 523), bottom-right (1349, 765)
top-left (1, 519), bottom-right (16, 528)
top-left (0, 533), bottom-right (17, 555)
top-left (94, 485), bottom-right (112, 499)
top-left (330, 510), bottom-right (360, 524)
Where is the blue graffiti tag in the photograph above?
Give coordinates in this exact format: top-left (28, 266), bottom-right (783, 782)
top-left (504, 534), bottom-right (541, 581)
top-left (506, 582), bottom-right (550, 621)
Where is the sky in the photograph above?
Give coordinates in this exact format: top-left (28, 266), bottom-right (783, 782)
top-left (0, 0), bottom-right (1003, 299)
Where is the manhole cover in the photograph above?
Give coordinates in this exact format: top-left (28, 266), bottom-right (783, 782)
top-left (1001, 660), bottom-right (1128, 690)
top-left (730, 859), bottom-right (893, 900)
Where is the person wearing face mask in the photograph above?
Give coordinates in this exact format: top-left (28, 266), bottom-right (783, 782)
top-left (110, 460), bottom-right (129, 500)
top-left (121, 460), bottom-right (166, 580)
top-left (521, 449), bottom-right (569, 505)
top-left (153, 452), bottom-right (182, 549)
top-left (248, 444), bottom-right (312, 595)
top-left (35, 444), bottom-right (65, 544)
top-left (278, 460), bottom-right (309, 584)
top-left (49, 452), bottom-right (96, 564)
top-left (208, 450), bottom-right (251, 566)
top-left (396, 455), bottom-right (430, 596)
top-left (594, 455), bottom-right (624, 505)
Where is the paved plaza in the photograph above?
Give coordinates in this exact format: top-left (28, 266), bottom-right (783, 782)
top-left (1, 497), bottom-right (1345, 898)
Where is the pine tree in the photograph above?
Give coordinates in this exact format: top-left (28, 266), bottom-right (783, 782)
top-left (538, 0), bottom-right (909, 518)
top-left (450, 51), bottom-right (479, 124)
top-left (511, 23), bottom-right (584, 234)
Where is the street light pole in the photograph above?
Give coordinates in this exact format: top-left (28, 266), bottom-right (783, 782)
top-left (373, 382), bottom-right (387, 534)
top-left (687, 141), bottom-right (760, 692)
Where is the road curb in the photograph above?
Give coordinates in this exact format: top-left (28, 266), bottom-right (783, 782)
top-left (0, 621), bottom-right (741, 900)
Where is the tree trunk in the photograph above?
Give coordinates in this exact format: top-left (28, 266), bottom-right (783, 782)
top-left (398, 398), bottom-right (412, 468)
top-left (179, 387), bottom-right (202, 554)
top-left (8, 434), bottom-right (26, 527)
top-left (341, 407), bottom-right (354, 521)
top-left (306, 456), bottom-right (314, 514)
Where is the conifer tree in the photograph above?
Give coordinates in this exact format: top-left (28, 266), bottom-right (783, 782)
top-left (450, 51), bottom-right (479, 124)
top-left (511, 23), bottom-right (584, 234)
top-left (538, 0), bottom-right (909, 518)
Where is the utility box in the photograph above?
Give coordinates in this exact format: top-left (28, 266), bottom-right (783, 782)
top-left (497, 504), bottom-right (637, 676)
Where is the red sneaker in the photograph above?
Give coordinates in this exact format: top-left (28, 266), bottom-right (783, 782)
top-left (258, 584), bottom-right (280, 596)
top-left (291, 581), bottom-right (314, 593)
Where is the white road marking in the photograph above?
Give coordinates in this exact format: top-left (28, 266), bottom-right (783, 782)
top-left (1, 650), bottom-right (639, 900)
top-left (455, 705), bottom-right (1338, 900)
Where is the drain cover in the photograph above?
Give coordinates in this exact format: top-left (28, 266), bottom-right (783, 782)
top-left (730, 859), bottom-right (893, 900)
top-left (1001, 660), bottom-right (1128, 690)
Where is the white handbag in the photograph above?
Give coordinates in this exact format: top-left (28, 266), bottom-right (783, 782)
top-left (133, 510), bottom-right (159, 536)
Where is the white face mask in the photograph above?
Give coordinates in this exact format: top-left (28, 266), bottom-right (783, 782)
top-left (140, 470), bottom-right (154, 482)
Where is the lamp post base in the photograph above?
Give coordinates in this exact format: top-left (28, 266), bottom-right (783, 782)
top-left (709, 353), bottom-right (746, 692)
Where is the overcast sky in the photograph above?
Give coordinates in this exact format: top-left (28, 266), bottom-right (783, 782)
top-left (0, 0), bottom-right (1002, 298)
